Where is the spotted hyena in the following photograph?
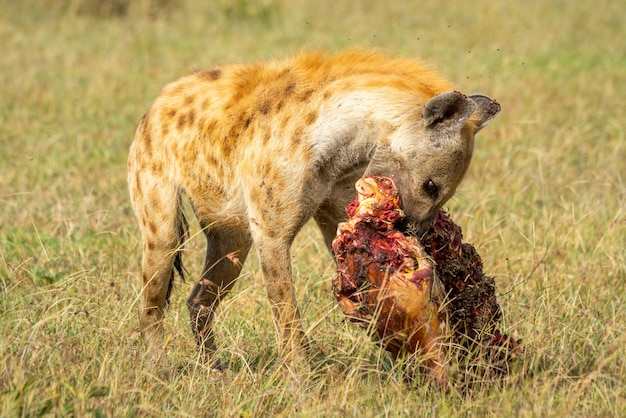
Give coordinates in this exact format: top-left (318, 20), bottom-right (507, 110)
top-left (127, 50), bottom-right (500, 370)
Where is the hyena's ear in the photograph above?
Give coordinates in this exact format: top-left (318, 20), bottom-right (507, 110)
top-left (423, 91), bottom-right (476, 132)
top-left (468, 94), bottom-right (501, 133)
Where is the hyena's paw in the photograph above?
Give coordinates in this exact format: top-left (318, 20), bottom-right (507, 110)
top-left (141, 347), bottom-right (172, 379)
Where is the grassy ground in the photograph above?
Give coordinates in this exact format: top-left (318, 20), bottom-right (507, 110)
top-left (1, 0), bottom-right (624, 416)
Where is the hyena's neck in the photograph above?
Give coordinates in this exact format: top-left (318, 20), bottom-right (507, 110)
top-left (308, 89), bottom-right (407, 183)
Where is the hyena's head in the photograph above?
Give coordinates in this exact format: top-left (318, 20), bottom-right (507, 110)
top-left (366, 91), bottom-right (500, 235)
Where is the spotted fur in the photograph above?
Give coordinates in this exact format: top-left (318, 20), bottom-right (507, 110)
top-left (127, 50), bottom-right (500, 367)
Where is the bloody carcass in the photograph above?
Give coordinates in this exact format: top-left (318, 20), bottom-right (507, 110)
top-left (331, 176), bottom-right (448, 383)
top-left (331, 176), bottom-right (519, 383)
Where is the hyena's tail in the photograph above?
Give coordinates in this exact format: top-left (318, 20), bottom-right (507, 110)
top-left (166, 195), bottom-right (189, 305)
top-left (173, 197), bottom-right (189, 280)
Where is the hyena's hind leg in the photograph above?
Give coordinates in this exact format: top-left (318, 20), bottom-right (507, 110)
top-left (186, 226), bottom-right (252, 366)
top-left (128, 158), bottom-right (187, 365)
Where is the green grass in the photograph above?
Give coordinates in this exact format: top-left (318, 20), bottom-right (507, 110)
top-left (1, 0), bottom-right (625, 415)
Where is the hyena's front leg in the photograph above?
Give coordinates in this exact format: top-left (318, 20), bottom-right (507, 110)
top-left (186, 226), bottom-right (251, 366)
top-left (255, 234), bottom-right (308, 363)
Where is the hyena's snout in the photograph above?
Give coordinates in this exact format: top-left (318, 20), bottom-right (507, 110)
top-left (414, 208), bottom-right (441, 237)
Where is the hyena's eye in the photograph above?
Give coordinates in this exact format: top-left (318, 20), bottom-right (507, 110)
top-left (423, 179), bottom-right (439, 198)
